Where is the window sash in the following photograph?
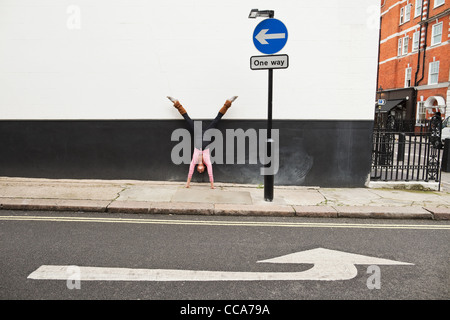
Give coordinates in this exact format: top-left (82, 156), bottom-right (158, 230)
top-left (416, 101), bottom-right (426, 125)
top-left (431, 22), bottom-right (443, 45)
top-left (405, 68), bottom-right (412, 87)
top-left (405, 4), bottom-right (411, 22)
top-left (429, 61), bottom-right (440, 84)
top-left (413, 31), bottom-right (420, 51)
top-left (415, 1), bottom-right (422, 17)
top-left (434, 0), bottom-right (445, 8)
top-left (402, 36), bottom-right (409, 55)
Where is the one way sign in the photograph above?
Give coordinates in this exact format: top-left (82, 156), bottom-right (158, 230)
top-left (253, 18), bottom-right (288, 54)
top-left (250, 54), bottom-right (289, 70)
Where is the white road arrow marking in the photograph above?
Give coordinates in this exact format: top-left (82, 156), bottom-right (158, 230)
top-left (255, 29), bottom-right (286, 45)
top-left (27, 248), bottom-right (413, 282)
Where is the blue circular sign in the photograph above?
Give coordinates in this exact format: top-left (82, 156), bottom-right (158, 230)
top-left (253, 18), bottom-right (288, 54)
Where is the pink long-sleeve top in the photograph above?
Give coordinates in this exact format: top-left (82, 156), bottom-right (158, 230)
top-left (188, 148), bottom-right (213, 182)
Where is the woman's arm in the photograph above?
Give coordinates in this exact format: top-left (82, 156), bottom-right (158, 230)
top-left (186, 149), bottom-right (201, 188)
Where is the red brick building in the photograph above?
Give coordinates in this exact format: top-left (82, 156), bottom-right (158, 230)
top-left (376, 0), bottom-right (450, 128)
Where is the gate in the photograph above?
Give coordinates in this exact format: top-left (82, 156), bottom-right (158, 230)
top-left (371, 115), bottom-right (442, 184)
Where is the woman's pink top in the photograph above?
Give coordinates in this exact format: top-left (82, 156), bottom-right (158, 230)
top-left (188, 148), bottom-right (213, 182)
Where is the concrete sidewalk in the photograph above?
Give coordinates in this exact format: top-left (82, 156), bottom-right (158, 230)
top-left (1, 176), bottom-right (450, 220)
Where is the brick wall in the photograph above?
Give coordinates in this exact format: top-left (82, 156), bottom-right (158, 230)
top-left (378, 0), bottom-right (450, 120)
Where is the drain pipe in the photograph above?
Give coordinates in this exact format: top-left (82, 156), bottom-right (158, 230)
top-left (376, 15), bottom-right (382, 92)
top-left (415, 0), bottom-right (429, 86)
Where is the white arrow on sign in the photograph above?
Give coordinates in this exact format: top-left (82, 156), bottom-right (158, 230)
top-left (255, 29), bottom-right (286, 45)
top-left (27, 248), bottom-right (413, 282)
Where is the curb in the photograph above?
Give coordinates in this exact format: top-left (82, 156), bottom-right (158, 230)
top-left (0, 198), bottom-right (110, 212)
top-left (1, 198), bottom-right (449, 220)
top-left (423, 207), bottom-right (450, 220)
top-left (333, 206), bottom-right (433, 219)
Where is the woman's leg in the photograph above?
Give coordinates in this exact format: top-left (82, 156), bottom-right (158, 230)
top-left (168, 98), bottom-right (195, 133)
top-left (205, 112), bottom-right (224, 131)
top-left (182, 112), bottom-right (195, 133)
top-left (205, 97), bottom-right (238, 131)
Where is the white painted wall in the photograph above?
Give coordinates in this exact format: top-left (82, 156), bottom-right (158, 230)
top-left (0, 0), bottom-right (380, 120)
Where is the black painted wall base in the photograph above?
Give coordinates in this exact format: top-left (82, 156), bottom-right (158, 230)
top-left (0, 120), bottom-right (373, 187)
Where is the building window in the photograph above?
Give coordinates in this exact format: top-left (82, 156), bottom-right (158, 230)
top-left (434, 0), bottom-right (445, 8)
top-left (405, 4), bottom-right (411, 22)
top-left (400, 4), bottom-right (412, 24)
top-left (402, 36), bottom-right (409, 55)
top-left (397, 36), bottom-right (409, 56)
top-left (415, 1), bottom-right (422, 18)
top-left (405, 68), bottom-right (412, 87)
top-left (412, 30), bottom-right (420, 51)
top-left (431, 22), bottom-right (443, 46)
top-left (416, 101), bottom-right (426, 125)
top-left (428, 61), bottom-right (440, 85)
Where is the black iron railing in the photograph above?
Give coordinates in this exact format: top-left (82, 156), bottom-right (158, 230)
top-left (371, 117), bottom-right (442, 183)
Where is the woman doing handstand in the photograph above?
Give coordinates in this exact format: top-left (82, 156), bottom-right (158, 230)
top-left (168, 96), bottom-right (238, 189)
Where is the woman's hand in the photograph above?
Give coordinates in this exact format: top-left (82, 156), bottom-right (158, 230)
top-left (186, 177), bottom-right (191, 188)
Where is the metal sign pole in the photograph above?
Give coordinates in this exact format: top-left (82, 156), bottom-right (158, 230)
top-left (264, 68), bottom-right (274, 201)
top-left (249, 9), bottom-right (287, 202)
top-left (264, 10), bottom-right (275, 202)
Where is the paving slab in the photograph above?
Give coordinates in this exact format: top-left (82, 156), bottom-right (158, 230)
top-left (277, 190), bottom-right (326, 206)
top-left (319, 188), bottom-right (381, 206)
top-left (172, 188), bottom-right (252, 205)
top-left (367, 198), bottom-right (421, 207)
top-left (335, 206), bottom-right (433, 219)
top-left (0, 181), bottom-right (122, 201)
top-left (116, 185), bottom-right (178, 202)
top-left (369, 188), bottom-right (448, 202)
top-left (234, 188), bottom-right (287, 206)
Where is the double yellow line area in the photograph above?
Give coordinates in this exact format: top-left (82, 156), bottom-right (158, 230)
top-left (0, 215), bottom-right (449, 230)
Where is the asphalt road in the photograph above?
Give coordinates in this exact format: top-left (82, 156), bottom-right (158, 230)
top-left (1, 210), bottom-right (449, 306)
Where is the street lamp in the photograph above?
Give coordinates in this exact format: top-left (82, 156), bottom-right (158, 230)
top-left (248, 9), bottom-right (276, 202)
top-left (248, 9), bottom-right (274, 19)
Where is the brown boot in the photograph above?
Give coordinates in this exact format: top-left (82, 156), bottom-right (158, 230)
top-left (219, 100), bottom-right (232, 115)
top-left (219, 96), bottom-right (237, 114)
top-left (167, 96), bottom-right (187, 115)
top-left (173, 100), bottom-right (187, 115)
